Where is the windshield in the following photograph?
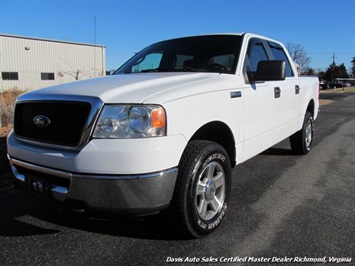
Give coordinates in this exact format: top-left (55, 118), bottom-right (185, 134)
top-left (114, 35), bottom-right (242, 75)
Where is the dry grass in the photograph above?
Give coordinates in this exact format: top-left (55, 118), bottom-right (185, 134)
top-left (321, 86), bottom-right (355, 93)
top-left (0, 125), bottom-right (13, 137)
top-left (0, 88), bottom-right (26, 137)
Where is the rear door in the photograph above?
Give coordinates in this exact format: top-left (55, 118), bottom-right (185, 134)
top-left (267, 41), bottom-right (300, 132)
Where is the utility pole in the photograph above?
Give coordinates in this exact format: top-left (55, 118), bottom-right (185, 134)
top-left (331, 53), bottom-right (336, 81)
top-left (94, 16), bottom-right (97, 77)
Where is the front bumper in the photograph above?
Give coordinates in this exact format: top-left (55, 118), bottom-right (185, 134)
top-left (9, 157), bottom-right (178, 215)
top-left (7, 132), bottom-right (186, 175)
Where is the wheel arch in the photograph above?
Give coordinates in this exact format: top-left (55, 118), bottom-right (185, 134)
top-left (306, 99), bottom-right (315, 118)
top-left (188, 121), bottom-right (236, 167)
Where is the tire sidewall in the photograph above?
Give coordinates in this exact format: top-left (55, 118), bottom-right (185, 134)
top-left (186, 143), bottom-right (231, 236)
top-left (303, 112), bottom-right (314, 153)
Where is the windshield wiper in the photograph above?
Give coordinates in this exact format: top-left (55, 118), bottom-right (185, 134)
top-left (141, 68), bottom-right (161, 73)
top-left (183, 66), bottom-right (208, 72)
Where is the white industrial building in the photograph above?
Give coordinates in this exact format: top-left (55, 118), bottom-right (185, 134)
top-left (0, 34), bottom-right (106, 92)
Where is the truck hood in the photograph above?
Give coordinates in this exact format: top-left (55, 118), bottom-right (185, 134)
top-left (26, 73), bottom-right (220, 104)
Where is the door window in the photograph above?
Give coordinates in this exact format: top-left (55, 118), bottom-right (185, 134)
top-left (268, 42), bottom-right (294, 77)
top-left (243, 39), bottom-right (269, 82)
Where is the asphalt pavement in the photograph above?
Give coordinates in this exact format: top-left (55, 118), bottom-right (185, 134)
top-left (0, 92), bottom-right (354, 266)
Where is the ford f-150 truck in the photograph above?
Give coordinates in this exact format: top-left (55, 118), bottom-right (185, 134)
top-left (7, 33), bottom-right (319, 238)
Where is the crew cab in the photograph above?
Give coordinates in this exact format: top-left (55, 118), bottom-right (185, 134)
top-left (7, 33), bottom-right (319, 238)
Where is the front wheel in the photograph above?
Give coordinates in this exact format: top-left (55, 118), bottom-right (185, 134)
top-left (290, 111), bottom-right (314, 155)
top-left (172, 140), bottom-right (231, 238)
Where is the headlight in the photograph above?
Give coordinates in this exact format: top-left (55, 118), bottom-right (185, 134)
top-left (129, 106), bottom-right (150, 133)
top-left (93, 105), bottom-right (166, 138)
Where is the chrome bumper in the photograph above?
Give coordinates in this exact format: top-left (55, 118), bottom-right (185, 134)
top-left (9, 156), bottom-right (178, 215)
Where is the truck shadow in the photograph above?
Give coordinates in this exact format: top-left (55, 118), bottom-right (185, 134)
top-left (0, 137), bottom-right (14, 189)
top-left (0, 189), bottom-right (183, 240)
top-left (261, 147), bottom-right (295, 156)
top-left (0, 145), bottom-right (298, 241)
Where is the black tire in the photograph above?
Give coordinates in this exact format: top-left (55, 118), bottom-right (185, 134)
top-left (171, 140), bottom-right (231, 238)
top-left (290, 111), bottom-right (314, 155)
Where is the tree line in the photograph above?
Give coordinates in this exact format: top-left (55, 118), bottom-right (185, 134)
top-left (286, 43), bottom-right (355, 80)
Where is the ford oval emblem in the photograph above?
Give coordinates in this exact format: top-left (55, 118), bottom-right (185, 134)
top-left (33, 115), bottom-right (51, 128)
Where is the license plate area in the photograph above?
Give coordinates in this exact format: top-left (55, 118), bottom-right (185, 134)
top-left (16, 164), bottom-right (71, 193)
top-left (26, 175), bottom-right (50, 194)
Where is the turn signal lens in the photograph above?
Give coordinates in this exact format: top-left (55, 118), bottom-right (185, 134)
top-left (151, 107), bottom-right (166, 128)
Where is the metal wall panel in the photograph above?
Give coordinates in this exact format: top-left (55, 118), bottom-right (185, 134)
top-left (0, 35), bottom-right (106, 91)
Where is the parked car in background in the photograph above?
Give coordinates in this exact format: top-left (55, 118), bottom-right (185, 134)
top-left (331, 81), bottom-right (346, 88)
top-left (319, 80), bottom-right (328, 90)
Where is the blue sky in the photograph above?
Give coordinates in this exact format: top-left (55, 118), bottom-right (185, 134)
top-left (1, 0), bottom-right (354, 72)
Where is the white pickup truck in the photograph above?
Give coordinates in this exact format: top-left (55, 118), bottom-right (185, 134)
top-left (7, 33), bottom-right (319, 238)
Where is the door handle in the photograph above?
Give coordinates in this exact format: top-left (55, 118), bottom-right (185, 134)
top-left (274, 87), bottom-right (281, 98)
top-left (295, 85), bottom-right (300, 94)
top-left (230, 91), bottom-right (242, 98)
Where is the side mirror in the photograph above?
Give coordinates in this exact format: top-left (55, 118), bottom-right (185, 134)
top-left (248, 60), bottom-right (286, 82)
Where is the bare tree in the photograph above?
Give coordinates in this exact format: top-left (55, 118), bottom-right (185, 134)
top-left (286, 43), bottom-right (311, 73)
top-left (58, 58), bottom-right (99, 81)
